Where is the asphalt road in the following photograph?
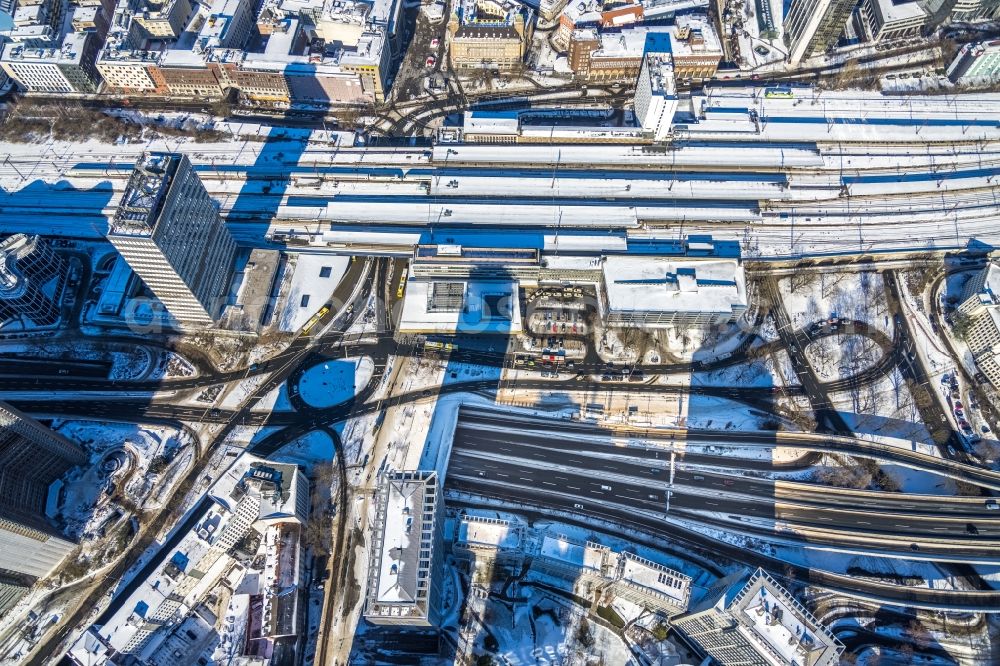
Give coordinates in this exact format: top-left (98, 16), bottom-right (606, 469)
top-left (449, 414), bottom-right (1000, 551)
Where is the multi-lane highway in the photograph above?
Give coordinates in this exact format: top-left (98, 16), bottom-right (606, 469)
top-left (445, 412), bottom-right (1000, 610)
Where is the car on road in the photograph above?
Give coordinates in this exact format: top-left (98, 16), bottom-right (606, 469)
top-left (983, 425), bottom-right (991, 433)
top-left (986, 500), bottom-right (999, 510)
top-left (426, 55), bottom-right (436, 67)
top-left (967, 523), bottom-right (979, 535)
top-left (573, 503), bottom-right (584, 509)
top-left (600, 484), bottom-right (612, 491)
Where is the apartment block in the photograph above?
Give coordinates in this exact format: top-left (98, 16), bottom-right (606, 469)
top-left (96, 0), bottom-right (400, 103)
top-left (673, 568), bottom-right (844, 666)
top-left (861, 0), bottom-right (927, 41)
top-left (365, 471), bottom-right (444, 626)
top-left (0, 0), bottom-right (106, 92)
top-left (68, 455), bottom-right (309, 664)
top-left (959, 263), bottom-right (1000, 386)
top-left (667, 14), bottom-right (722, 80)
top-left (568, 21), bottom-right (718, 84)
top-left (447, 0), bottom-right (531, 70)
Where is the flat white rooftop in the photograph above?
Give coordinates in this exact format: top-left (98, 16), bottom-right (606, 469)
top-left (602, 256), bottom-right (747, 316)
top-left (398, 277), bottom-right (523, 334)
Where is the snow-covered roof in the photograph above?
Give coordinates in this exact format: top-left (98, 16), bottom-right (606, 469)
top-left (375, 476), bottom-right (428, 603)
top-left (731, 570), bottom-right (842, 666)
top-left (463, 110), bottom-right (520, 136)
top-left (689, 86), bottom-right (1000, 143)
top-left (561, 0), bottom-right (601, 25)
top-left (208, 452), bottom-right (307, 525)
top-left (456, 515), bottom-right (521, 550)
top-left (668, 14), bottom-right (722, 56)
top-left (871, 0), bottom-right (926, 24)
top-left (980, 263), bottom-right (1000, 305)
top-left (397, 276), bottom-right (523, 334)
top-left (619, 551), bottom-right (691, 606)
top-left (68, 505), bottom-right (224, 662)
top-left (366, 471), bottom-right (440, 624)
top-left (427, 143), bottom-right (825, 168)
top-left (109, 152), bottom-right (177, 236)
top-left (686, 568), bottom-right (843, 666)
top-left (591, 27), bottom-right (652, 58)
top-left (0, 11), bottom-right (91, 65)
top-left (601, 256), bottom-right (747, 316)
top-left (539, 534), bottom-right (607, 571)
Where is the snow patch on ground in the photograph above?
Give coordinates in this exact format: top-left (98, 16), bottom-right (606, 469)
top-left (805, 334), bottom-right (882, 382)
top-left (277, 254), bottom-right (349, 332)
top-left (270, 429), bottom-right (335, 469)
top-left (297, 356), bottom-right (374, 407)
top-left (778, 271), bottom-right (892, 335)
top-left (686, 395), bottom-right (780, 431)
top-left (831, 369), bottom-right (935, 446)
top-left (692, 358), bottom-right (777, 388)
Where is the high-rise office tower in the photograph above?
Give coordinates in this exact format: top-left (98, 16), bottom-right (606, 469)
top-left (673, 568), bottom-right (844, 666)
top-left (0, 401), bottom-right (86, 582)
top-left (0, 234), bottom-right (68, 327)
top-left (920, 0), bottom-right (1000, 27)
top-left (784, 0), bottom-right (857, 64)
top-left (108, 152), bottom-right (237, 326)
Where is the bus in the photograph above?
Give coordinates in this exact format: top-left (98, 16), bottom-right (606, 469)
top-left (396, 273), bottom-right (408, 298)
top-left (302, 306), bottom-right (330, 333)
top-left (764, 87), bottom-right (794, 99)
top-left (541, 352), bottom-right (565, 365)
top-left (424, 341), bottom-right (457, 354)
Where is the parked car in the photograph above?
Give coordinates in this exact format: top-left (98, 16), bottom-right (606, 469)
top-left (430, 37), bottom-right (440, 48)
top-left (426, 55), bottom-right (436, 67)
